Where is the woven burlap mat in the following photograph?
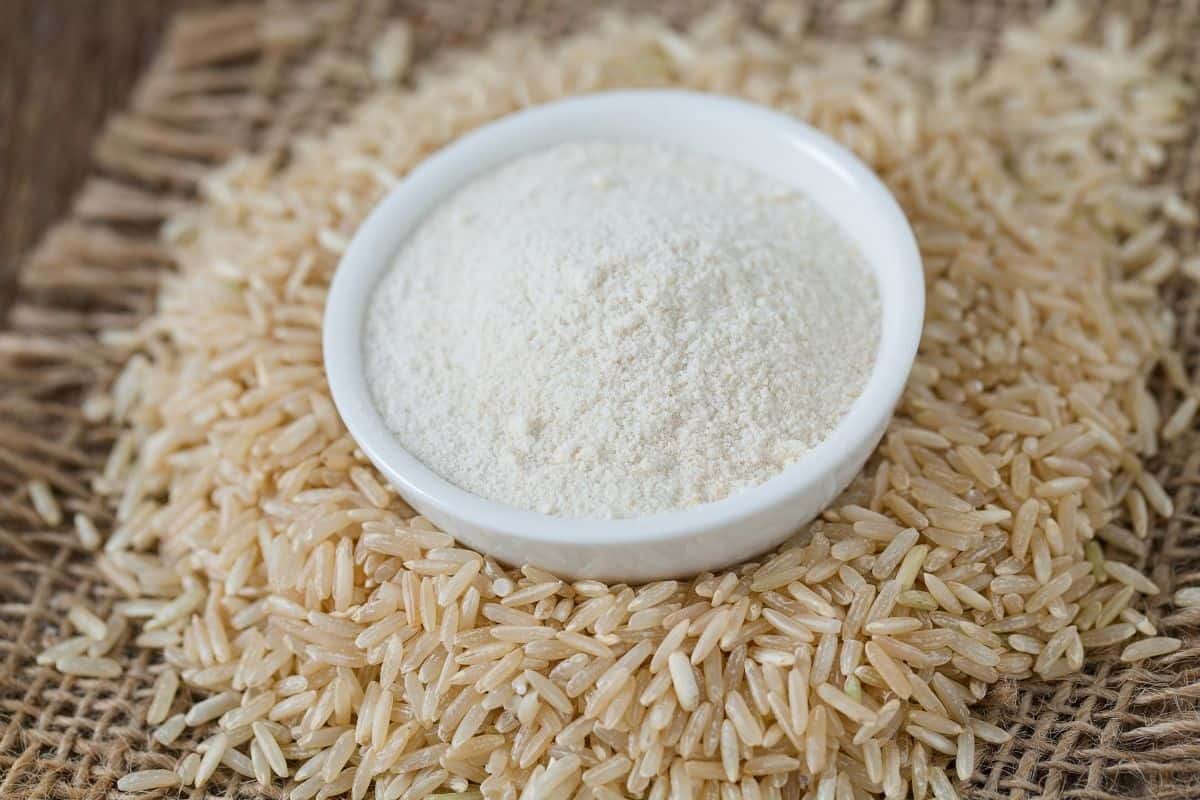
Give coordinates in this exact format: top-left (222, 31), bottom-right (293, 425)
top-left (1, 1), bottom-right (1198, 798)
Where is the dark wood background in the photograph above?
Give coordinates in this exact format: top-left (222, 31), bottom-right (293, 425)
top-left (0, 1), bottom-right (219, 312)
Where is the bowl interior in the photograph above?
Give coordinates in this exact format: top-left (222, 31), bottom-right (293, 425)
top-left (324, 89), bottom-right (924, 554)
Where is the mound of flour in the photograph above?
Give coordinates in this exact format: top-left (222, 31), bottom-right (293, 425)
top-left (363, 140), bottom-right (879, 518)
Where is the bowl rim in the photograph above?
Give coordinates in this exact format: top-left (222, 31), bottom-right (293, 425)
top-left (324, 88), bottom-right (924, 549)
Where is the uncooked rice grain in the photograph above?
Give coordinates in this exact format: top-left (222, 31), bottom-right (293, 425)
top-left (27, 479), bottom-right (62, 526)
top-left (1103, 559), bottom-right (1162, 594)
top-left (1120, 636), bottom-right (1182, 662)
top-left (146, 668), bottom-right (179, 725)
top-left (67, 605), bottom-right (108, 641)
top-left (73, 512), bottom-right (102, 550)
top-left (55, 655), bottom-right (121, 678)
top-left (117, 769), bottom-right (180, 792)
top-left (177, 752), bottom-right (202, 785)
top-left (153, 714), bottom-right (186, 746)
top-left (36, 636), bottom-right (89, 666)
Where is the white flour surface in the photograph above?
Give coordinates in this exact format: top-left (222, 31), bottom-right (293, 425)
top-left (364, 140), bottom-right (879, 518)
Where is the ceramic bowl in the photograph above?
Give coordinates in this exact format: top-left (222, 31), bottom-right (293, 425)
top-left (324, 90), bottom-right (924, 581)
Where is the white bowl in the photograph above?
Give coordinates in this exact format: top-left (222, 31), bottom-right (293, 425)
top-left (324, 90), bottom-right (924, 582)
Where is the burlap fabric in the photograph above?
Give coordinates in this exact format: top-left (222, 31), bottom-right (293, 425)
top-left (1, 1), bottom-right (1197, 798)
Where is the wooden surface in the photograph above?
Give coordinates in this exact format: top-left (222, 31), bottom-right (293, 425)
top-left (0, 0), bottom-right (220, 315)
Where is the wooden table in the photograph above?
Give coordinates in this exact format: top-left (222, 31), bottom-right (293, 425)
top-left (0, 0), bottom-right (218, 314)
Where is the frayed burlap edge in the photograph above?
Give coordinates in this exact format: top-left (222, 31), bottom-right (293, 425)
top-left (1, 1), bottom-right (1197, 798)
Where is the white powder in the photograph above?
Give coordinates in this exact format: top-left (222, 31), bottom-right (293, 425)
top-left (364, 140), bottom-right (880, 518)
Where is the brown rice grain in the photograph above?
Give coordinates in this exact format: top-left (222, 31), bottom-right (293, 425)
top-left (55, 655), bottom-right (121, 678)
top-left (37, 636), bottom-right (89, 666)
top-left (146, 668), bottom-right (179, 725)
top-left (153, 713), bottom-right (186, 747)
top-left (1120, 636), bottom-right (1182, 662)
top-left (27, 479), bottom-right (63, 526)
top-left (67, 605), bottom-right (108, 641)
top-left (195, 732), bottom-right (229, 787)
top-left (1103, 560), bottom-right (1161, 594)
top-left (117, 769), bottom-right (181, 792)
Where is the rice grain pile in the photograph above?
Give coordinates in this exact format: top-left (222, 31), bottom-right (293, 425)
top-left (73, 4), bottom-right (1195, 799)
